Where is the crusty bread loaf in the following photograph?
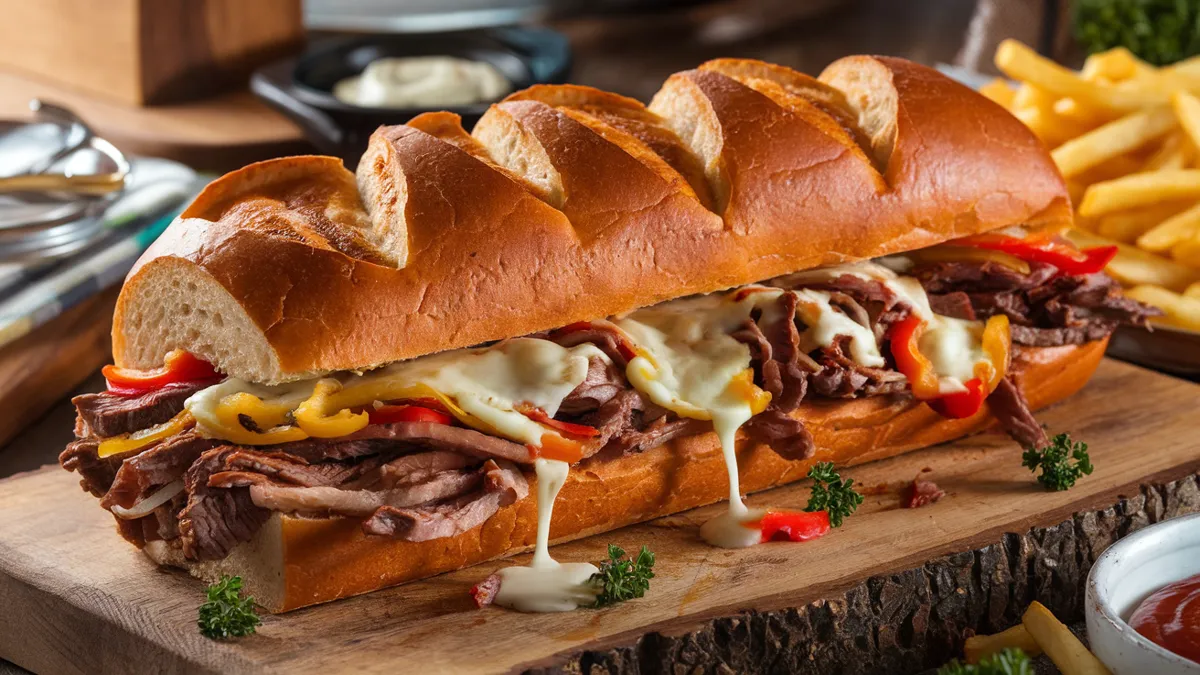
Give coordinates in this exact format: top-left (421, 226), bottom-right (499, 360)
top-left (145, 340), bottom-right (1104, 612)
top-left (113, 56), bottom-right (1069, 384)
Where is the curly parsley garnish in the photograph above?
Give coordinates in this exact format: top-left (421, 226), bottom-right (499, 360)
top-left (804, 461), bottom-right (864, 527)
top-left (198, 575), bottom-right (261, 639)
top-left (1022, 433), bottom-right (1094, 492)
top-left (590, 544), bottom-right (655, 607)
top-left (938, 648), bottom-right (1033, 675)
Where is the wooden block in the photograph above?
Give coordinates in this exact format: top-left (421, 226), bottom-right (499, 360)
top-left (0, 358), bottom-right (1196, 674)
top-left (0, 0), bottom-right (304, 105)
top-left (0, 288), bottom-right (118, 448)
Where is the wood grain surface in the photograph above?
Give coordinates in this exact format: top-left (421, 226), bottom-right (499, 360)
top-left (0, 358), bottom-right (1197, 675)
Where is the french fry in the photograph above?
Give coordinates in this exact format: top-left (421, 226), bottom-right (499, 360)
top-left (1067, 229), bottom-right (1200, 291)
top-left (1078, 170), bottom-right (1200, 216)
top-left (1185, 281), bottom-right (1200, 298)
top-left (1138, 201), bottom-right (1200, 252)
top-left (1172, 236), bottom-right (1200, 268)
top-left (996, 39), bottom-right (1169, 112)
top-left (1081, 47), bottom-right (1142, 82)
top-left (1172, 91), bottom-right (1200, 152)
top-left (980, 78), bottom-right (1017, 109)
top-left (1013, 107), bottom-right (1089, 148)
top-left (1125, 285), bottom-right (1200, 332)
top-left (964, 624), bottom-right (1043, 664)
top-left (1051, 107), bottom-right (1176, 177)
top-left (1021, 601), bottom-right (1111, 675)
top-left (1142, 131), bottom-right (1192, 171)
top-left (1012, 82), bottom-right (1058, 110)
top-left (1097, 203), bottom-right (1191, 243)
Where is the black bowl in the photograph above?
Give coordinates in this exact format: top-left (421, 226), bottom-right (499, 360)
top-left (252, 27), bottom-right (571, 167)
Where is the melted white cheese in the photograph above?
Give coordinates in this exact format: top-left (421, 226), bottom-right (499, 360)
top-left (188, 338), bottom-right (607, 447)
top-left (493, 459), bottom-right (599, 612)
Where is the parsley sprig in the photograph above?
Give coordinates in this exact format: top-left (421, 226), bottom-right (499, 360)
top-left (198, 575), bottom-right (261, 639)
top-left (1022, 433), bottom-right (1094, 492)
top-left (590, 544), bottom-right (655, 607)
top-left (937, 648), bottom-right (1033, 675)
top-left (804, 462), bottom-right (864, 527)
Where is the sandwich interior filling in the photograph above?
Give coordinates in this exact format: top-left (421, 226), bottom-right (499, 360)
top-left (61, 231), bottom-right (1155, 605)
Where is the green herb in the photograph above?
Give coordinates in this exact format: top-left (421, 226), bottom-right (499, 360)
top-left (1073, 0), bottom-right (1200, 66)
top-left (1022, 433), bottom-right (1094, 491)
top-left (590, 544), bottom-right (655, 607)
top-left (198, 575), bottom-right (261, 639)
top-left (804, 461), bottom-right (864, 527)
top-left (937, 648), bottom-right (1033, 675)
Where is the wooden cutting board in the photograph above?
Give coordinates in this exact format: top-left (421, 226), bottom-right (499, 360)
top-left (1, 358), bottom-right (1197, 675)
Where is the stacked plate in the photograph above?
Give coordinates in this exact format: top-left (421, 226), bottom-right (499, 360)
top-left (0, 104), bottom-right (129, 264)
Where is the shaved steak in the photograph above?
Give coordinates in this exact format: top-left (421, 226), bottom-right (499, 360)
top-left (362, 460), bottom-right (529, 541)
top-left (72, 381), bottom-right (206, 438)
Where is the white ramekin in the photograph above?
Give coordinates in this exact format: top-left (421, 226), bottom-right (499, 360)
top-left (1086, 511), bottom-right (1200, 674)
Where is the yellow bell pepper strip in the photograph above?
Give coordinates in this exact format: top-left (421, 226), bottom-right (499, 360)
top-left (729, 368), bottom-right (773, 416)
top-left (977, 314), bottom-right (1012, 389)
top-left (293, 379), bottom-right (370, 438)
top-left (887, 317), bottom-right (942, 399)
top-left (97, 411), bottom-right (196, 458)
top-left (529, 432), bottom-right (585, 464)
top-left (209, 393), bottom-right (309, 445)
top-left (103, 349), bottom-right (221, 395)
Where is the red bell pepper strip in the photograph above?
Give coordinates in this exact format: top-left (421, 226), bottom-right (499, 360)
top-left (927, 378), bottom-right (986, 419)
top-left (887, 317), bottom-right (941, 400)
top-left (103, 349), bottom-right (221, 393)
top-left (755, 510), bottom-right (831, 543)
top-left (368, 404), bottom-right (453, 426)
top-left (518, 406), bottom-right (600, 438)
top-left (955, 233), bottom-right (1117, 276)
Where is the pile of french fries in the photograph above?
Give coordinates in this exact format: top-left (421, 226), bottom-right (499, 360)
top-left (964, 601), bottom-right (1110, 674)
top-left (984, 38), bottom-right (1200, 333)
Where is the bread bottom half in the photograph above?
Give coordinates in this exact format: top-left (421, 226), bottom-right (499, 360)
top-left (145, 340), bottom-right (1107, 612)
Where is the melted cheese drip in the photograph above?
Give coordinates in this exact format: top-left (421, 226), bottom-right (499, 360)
top-left (615, 295), bottom-right (778, 548)
top-left (492, 459), bottom-right (600, 612)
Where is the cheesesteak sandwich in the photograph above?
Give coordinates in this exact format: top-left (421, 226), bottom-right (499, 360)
top-left (61, 56), bottom-right (1156, 613)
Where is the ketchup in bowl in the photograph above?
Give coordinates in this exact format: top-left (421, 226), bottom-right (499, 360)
top-left (1130, 572), bottom-right (1200, 663)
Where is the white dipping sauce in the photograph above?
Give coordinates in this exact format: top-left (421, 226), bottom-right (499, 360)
top-left (333, 56), bottom-right (511, 108)
top-left (493, 459), bottom-right (599, 612)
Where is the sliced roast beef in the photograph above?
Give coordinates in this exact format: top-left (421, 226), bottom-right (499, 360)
top-left (102, 431), bottom-right (219, 510)
top-left (914, 261), bottom-right (1058, 294)
top-left (606, 416), bottom-right (707, 455)
top-left (927, 292), bottom-right (976, 320)
top-left (323, 422), bottom-right (530, 464)
top-left (220, 450), bottom-right (381, 487)
top-left (546, 320), bottom-right (632, 367)
top-left (72, 381), bottom-right (207, 438)
top-left (362, 459), bottom-right (529, 541)
top-left (559, 356), bottom-right (625, 416)
top-left (988, 377), bottom-right (1049, 450)
top-left (369, 450), bottom-right (476, 487)
top-left (245, 466), bottom-right (485, 517)
top-left (915, 260), bottom-right (1159, 346)
top-left (743, 407), bottom-right (815, 460)
top-left (810, 335), bottom-right (907, 399)
top-left (759, 292), bottom-right (817, 412)
top-left (59, 438), bottom-right (118, 498)
top-left (178, 447), bottom-right (271, 561)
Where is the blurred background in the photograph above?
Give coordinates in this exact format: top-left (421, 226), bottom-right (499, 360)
top-left (1, 0), bottom-right (1198, 493)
